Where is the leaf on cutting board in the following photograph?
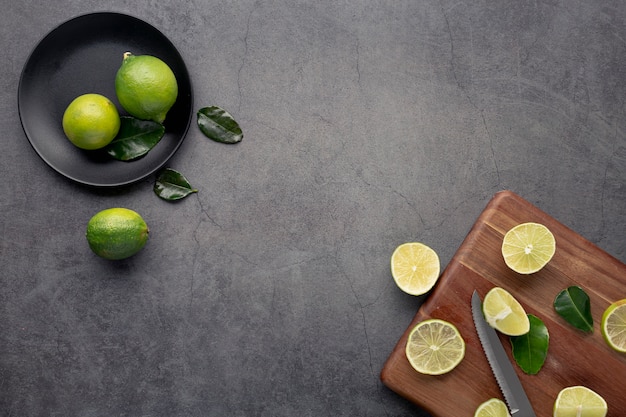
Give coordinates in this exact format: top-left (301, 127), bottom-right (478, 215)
top-left (106, 116), bottom-right (165, 161)
top-left (197, 106), bottom-right (243, 144)
top-left (510, 314), bottom-right (549, 375)
top-left (553, 286), bottom-right (594, 332)
top-left (154, 168), bottom-right (198, 201)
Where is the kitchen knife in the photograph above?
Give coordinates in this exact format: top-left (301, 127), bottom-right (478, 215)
top-left (471, 290), bottom-right (536, 417)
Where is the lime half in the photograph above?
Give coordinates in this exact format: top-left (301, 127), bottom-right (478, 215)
top-left (482, 287), bottom-right (530, 336)
top-left (601, 299), bottom-right (626, 353)
top-left (502, 222), bottom-right (555, 274)
top-left (405, 319), bottom-right (465, 375)
top-left (474, 398), bottom-right (511, 417)
top-left (390, 242), bottom-right (440, 295)
top-left (553, 386), bottom-right (607, 417)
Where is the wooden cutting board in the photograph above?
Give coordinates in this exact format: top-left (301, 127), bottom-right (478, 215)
top-left (381, 190), bottom-right (626, 417)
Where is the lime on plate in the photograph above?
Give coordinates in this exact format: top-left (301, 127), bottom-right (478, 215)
top-left (553, 386), bottom-right (607, 417)
top-left (501, 222), bottom-right (555, 274)
top-left (474, 398), bottom-right (511, 417)
top-left (601, 299), bottom-right (626, 353)
top-left (390, 242), bottom-right (440, 295)
top-left (482, 287), bottom-right (530, 336)
top-left (405, 319), bottom-right (465, 375)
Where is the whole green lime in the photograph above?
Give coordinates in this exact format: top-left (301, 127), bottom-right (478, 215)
top-left (86, 208), bottom-right (149, 260)
top-left (115, 52), bottom-right (178, 123)
top-left (62, 93), bottom-right (121, 150)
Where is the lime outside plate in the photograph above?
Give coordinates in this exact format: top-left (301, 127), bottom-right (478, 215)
top-left (18, 12), bottom-right (193, 187)
top-left (405, 319), bottom-right (465, 375)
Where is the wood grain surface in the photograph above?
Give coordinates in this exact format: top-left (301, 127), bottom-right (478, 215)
top-left (380, 190), bottom-right (626, 417)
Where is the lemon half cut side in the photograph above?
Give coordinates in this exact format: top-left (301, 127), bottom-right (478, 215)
top-left (473, 398), bottom-right (511, 417)
top-left (390, 242), bottom-right (440, 296)
top-left (501, 222), bottom-right (555, 274)
top-left (482, 287), bottom-right (530, 336)
top-left (601, 299), bottom-right (626, 353)
top-left (553, 386), bottom-right (607, 417)
top-left (405, 319), bottom-right (465, 375)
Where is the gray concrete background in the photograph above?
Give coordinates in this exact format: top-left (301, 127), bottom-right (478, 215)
top-left (2, 1), bottom-right (625, 416)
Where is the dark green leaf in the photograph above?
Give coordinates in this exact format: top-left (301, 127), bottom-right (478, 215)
top-left (154, 168), bottom-right (198, 201)
top-left (554, 286), bottom-right (594, 332)
top-left (106, 116), bottom-right (165, 161)
top-left (510, 314), bottom-right (549, 375)
top-left (197, 106), bottom-right (243, 144)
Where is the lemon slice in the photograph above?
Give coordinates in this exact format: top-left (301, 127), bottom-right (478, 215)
top-left (501, 222), bottom-right (555, 274)
top-left (405, 319), bottom-right (465, 375)
top-left (553, 386), bottom-right (607, 417)
top-left (390, 242), bottom-right (440, 295)
top-left (601, 299), bottom-right (626, 353)
top-left (474, 398), bottom-right (511, 417)
top-left (482, 287), bottom-right (530, 336)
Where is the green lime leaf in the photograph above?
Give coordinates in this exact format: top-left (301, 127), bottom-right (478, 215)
top-left (154, 168), bottom-right (198, 201)
top-left (554, 286), bottom-right (593, 332)
top-left (106, 116), bottom-right (165, 161)
top-left (197, 106), bottom-right (243, 144)
top-left (510, 314), bottom-right (549, 375)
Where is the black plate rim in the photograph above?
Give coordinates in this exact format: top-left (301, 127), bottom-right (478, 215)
top-left (17, 11), bottom-right (193, 188)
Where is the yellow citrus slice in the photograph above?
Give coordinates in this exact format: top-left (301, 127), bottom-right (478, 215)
top-left (405, 319), bottom-right (465, 375)
top-left (390, 242), bottom-right (440, 295)
top-left (474, 398), bottom-right (511, 417)
top-left (482, 287), bottom-right (530, 336)
top-left (553, 386), bottom-right (607, 417)
top-left (601, 299), bottom-right (626, 353)
top-left (501, 222), bottom-right (556, 274)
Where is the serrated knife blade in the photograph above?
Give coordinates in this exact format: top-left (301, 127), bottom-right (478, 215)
top-left (471, 290), bottom-right (536, 416)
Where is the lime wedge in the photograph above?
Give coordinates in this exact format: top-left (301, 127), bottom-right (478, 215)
top-left (553, 386), bottom-right (607, 417)
top-left (601, 299), bottom-right (626, 353)
top-left (405, 319), bottom-right (465, 375)
top-left (482, 287), bottom-right (530, 336)
top-left (501, 222), bottom-right (555, 274)
top-left (390, 242), bottom-right (440, 295)
top-left (473, 398), bottom-right (511, 417)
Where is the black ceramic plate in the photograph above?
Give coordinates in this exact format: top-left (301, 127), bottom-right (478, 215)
top-left (18, 12), bottom-right (193, 187)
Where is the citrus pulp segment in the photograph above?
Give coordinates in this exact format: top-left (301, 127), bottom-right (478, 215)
top-left (482, 287), bottom-right (530, 336)
top-left (390, 242), bottom-right (440, 295)
top-left (405, 319), bottom-right (465, 375)
top-left (601, 299), bottom-right (626, 353)
top-left (501, 222), bottom-right (555, 274)
top-left (473, 398), bottom-right (511, 417)
top-left (553, 386), bottom-right (607, 417)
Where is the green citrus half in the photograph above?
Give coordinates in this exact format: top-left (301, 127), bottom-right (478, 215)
top-left (501, 222), bottom-right (556, 274)
top-left (115, 52), bottom-right (178, 123)
top-left (601, 299), bottom-right (626, 353)
top-left (482, 287), bottom-right (530, 336)
top-left (553, 386), bottom-right (607, 417)
top-left (473, 398), bottom-right (511, 417)
top-left (405, 319), bottom-right (465, 375)
top-left (86, 208), bottom-right (149, 260)
top-left (62, 93), bottom-right (121, 150)
top-left (390, 242), bottom-right (440, 295)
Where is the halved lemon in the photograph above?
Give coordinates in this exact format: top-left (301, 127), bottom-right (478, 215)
top-left (474, 398), bottom-right (511, 417)
top-left (553, 386), bottom-right (607, 417)
top-left (405, 319), bottom-right (465, 375)
top-left (390, 242), bottom-right (440, 295)
top-left (482, 287), bottom-right (530, 336)
top-left (601, 299), bottom-right (626, 353)
top-left (501, 222), bottom-right (555, 274)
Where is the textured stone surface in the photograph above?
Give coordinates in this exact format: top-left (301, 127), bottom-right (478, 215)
top-left (2, 1), bottom-right (625, 416)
